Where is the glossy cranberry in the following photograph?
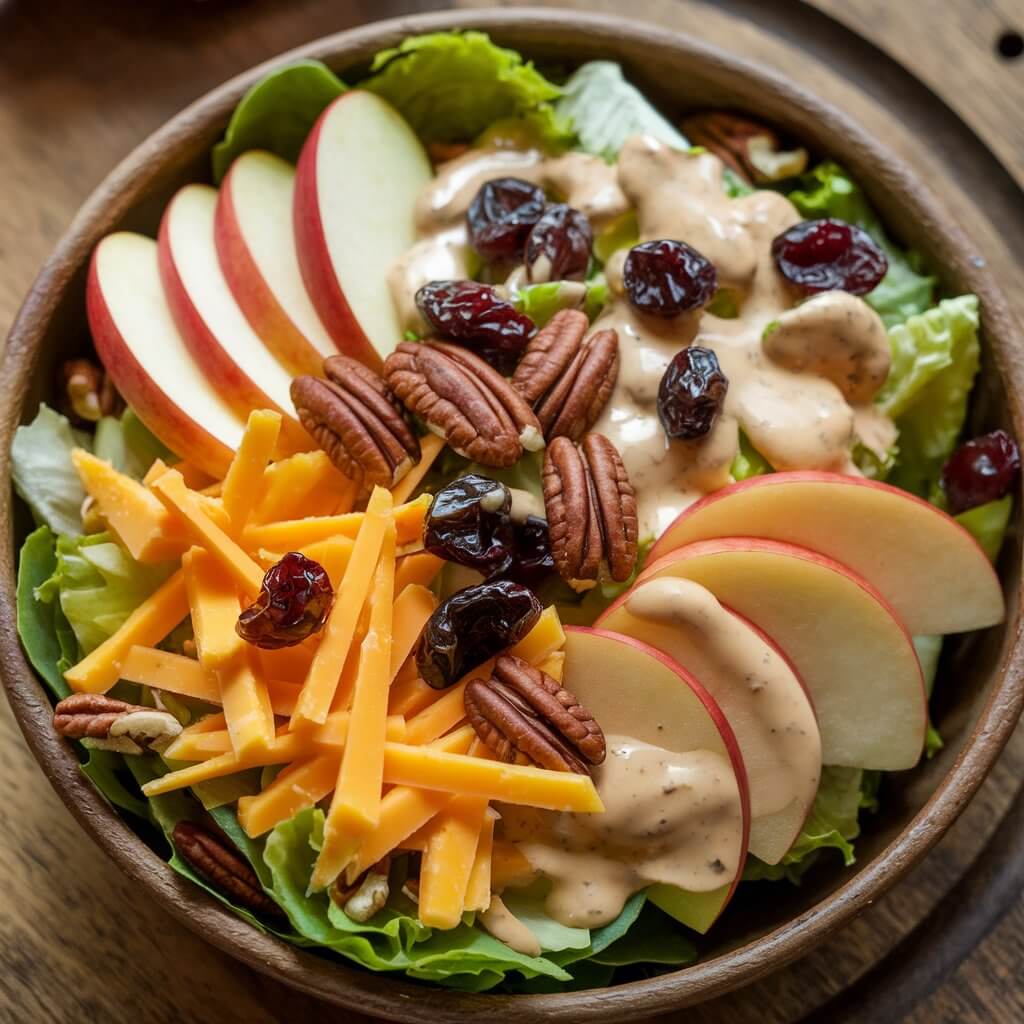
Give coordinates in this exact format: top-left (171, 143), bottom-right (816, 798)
top-left (502, 515), bottom-right (555, 587)
top-left (657, 346), bottom-right (729, 440)
top-left (771, 218), bottom-right (888, 295)
top-left (525, 204), bottom-right (593, 282)
top-left (424, 475), bottom-right (515, 577)
top-left (467, 177), bottom-right (547, 262)
top-left (417, 580), bottom-right (542, 689)
top-left (236, 552), bottom-right (333, 649)
top-left (941, 429), bottom-right (1020, 514)
top-left (623, 240), bottom-right (718, 318)
top-left (415, 280), bottom-right (535, 368)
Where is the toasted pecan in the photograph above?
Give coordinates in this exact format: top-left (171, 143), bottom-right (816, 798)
top-left (53, 693), bottom-right (182, 754)
top-left (511, 309), bottom-right (589, 406)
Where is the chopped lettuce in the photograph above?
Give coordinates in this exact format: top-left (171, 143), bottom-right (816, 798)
top-left (34, 532), bottom-right (174, 656)
top-left (212, 60), bottom-right (346, 181)
top-left (556, 61), bottom-right (686, 162)
top-left (263, 808), bottom-right (570, 990)
top-left (730, 432), bottom-right (772, 481)
top-left (513, 278), bottom-right (609, 326)
top-left (589, 903), bottom-right (697, 967)
top-left (786, 162), bottom-right (935, 327)
top-left (501, 882), bottom-right (591, 954)
top-left (955, 495), bottom-right (1012, 563)
top-left (11, 405), bottom-right (89, 536)
top-left (363, 31), bottom-right (570, 149)
top-left (93, 409), bottom-right (172, 481)
top-left (882, 296), bottom-right (981, 498)
top-left (744, 766), bottom-right (874, 883)
top-left (593, 211), bottom-right (639, 264)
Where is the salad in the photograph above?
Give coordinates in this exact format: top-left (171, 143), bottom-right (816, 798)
top-left (11, 30), bottom-right (1019, 993)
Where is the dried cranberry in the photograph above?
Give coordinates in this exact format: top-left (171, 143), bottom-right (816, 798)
top-left (417, 580), bottom-right (542, 689)
top-left (525, 204), bottom-right (593, 282)
top-left (502, 515), bottom-right (555, 587)
top-left (425, 475), bottom-right (515, 577)
top-left (771, 218), bottom-right (888, 295)
top-left (467, 177), bottom-right (547, 262)
top-left (415, 280), bottom-right (535, 368)
top-left (623, 240), bottom-right (718, 318)
top-left (941, 429), bottom-right (1020, 514)
top-left (236, 552), bottom-right (333, 649)
top-left (657, 346), bottom-right (729, 440)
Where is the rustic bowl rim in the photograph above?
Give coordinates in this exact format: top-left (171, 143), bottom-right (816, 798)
top-left (2, 8), bottom-right (1022, 1021)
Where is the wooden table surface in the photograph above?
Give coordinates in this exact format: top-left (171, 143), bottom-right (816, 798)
top-left (1, 1), bottom-right (1022, 1021)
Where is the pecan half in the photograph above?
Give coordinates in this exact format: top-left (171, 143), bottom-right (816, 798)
top-left (172, 821), bottom-right (284, 919)
top-left (681, 112), bottom-right (808, 185)
top-left (543, 434), bottom-right (638, 585)
top-left (465, 654), bottom-right (605, 774)
top-left (59, 358), bottom-right (123, 424)
top-left (53, 693), bottom-right (182, 754)
top-left (291, 355), bottom-right (420, 488)
top-left (510, 309), bottom-right (618, 443)
top-left (384, 341), bottom-right (543, 467)
top-left (330, 856), bottom-right (391, 922)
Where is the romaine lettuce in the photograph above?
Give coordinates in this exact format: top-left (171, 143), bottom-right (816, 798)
top-left (786, 162), bottom-right (935, 327)
top-left (513, 278), bottom-right (609, 326)
top-left (35, 532), bottom-right (174, 656)
top-left (212, 60), bottom-right (346, 181)
top-left (556, 61), bottom-right (687, 162)
top-left (955, 495), bottom-right (1012, 563)
top-left (363, 31), bottom-right (570, 149)
top-left (730, 432), bottom-right (772, 481)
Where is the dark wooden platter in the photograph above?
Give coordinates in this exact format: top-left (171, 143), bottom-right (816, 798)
top-left (0, 1), bottom-right (1022, 1021)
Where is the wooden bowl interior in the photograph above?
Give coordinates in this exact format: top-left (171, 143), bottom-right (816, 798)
top-left (3, 9), bottom-right (1022, 1021)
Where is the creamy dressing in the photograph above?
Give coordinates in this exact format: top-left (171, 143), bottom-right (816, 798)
top-left (479, 895), bottom-right (542, 957)
top-left (623, 577), bottom-right (820, 862)
top-left (500, 736), bottom-right (743, 927)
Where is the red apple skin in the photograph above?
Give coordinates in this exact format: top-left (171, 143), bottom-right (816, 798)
top-left (157, 197), bottom-right (312, 456)
top-left (564, 625), bottom-right (751, 925)
top-left (86, 248), bottom-right (234, 478)
top-left (646, 469), bottom-right (997, 588)
top-left (293, 96), bottom-right (383, 373)
top-left (214, 167), bottom-right (330, 377)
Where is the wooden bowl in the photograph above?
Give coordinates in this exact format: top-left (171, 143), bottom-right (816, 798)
top-left (2, 8), bottom-right (1022, 1021)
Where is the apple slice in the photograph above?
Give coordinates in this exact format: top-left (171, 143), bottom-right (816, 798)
top-left (637, 539), bottom-right (926, 770)
top-left (158, 184), bottom-right (311, 454)
top-left (87, 232), bottom-right (244, 477)
top-left (215, 151), bottom-right (338, 376)
top-left (597, 577), bottom-right (820, 865)
top-left (647, 471), bottom-right (1004, 636)
top-left (558, 627), bottom-right (750, 933)
top-left (293, 90), bottom-right (432, 370)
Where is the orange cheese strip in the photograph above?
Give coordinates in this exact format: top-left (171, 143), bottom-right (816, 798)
top-left (404, 680), bottom-right (469, 745)
top-left (344, 726), bottom-right (475, 881)
top-left (257, 536), bottom-right (355, 588)
top-left (313, 517), bottom-right (397, 890)
top-left (291, 487), bottom-right (393, 729)
top-left (258, 642), bottom-right (316, 685)
top-left (218, 648), bottom-right (275, 758)
top-left (120, 646), bottom-right (302, 715)
top-left (537, 651), bottom-right (565, 682)
top-left (490, 840), bottom-right (537, 891)
top-left (389, 584), bottom-right (436, 683)
top-left (64, 570), bottom-right (188, 693)
top-left (464, 807), bottom-right (496, 913)
top-left (237, 754), bottom-right (340, 838)
top-left (183, 547), bottom-right (245, 669)
top-left (221, 410), bottom-right (282, 534)
top-left (381, 743), bottom-right (604, 811)
top-left (390, 433), bottom-right (446, 505)
top-left (252, 450), bottom-right (357, 524)
top-left (419, 794), bottom-right (489, 929)
top-left (387, 674), bottom-right (436, 718)
top-left (395, 552), bottom-right (445, 592)
top-left (151, 469), bottom-right (265, 594)
top-left (145, 714), bottom-right (407, 795)
top-left (143, 458), bottom-right (213, 491)
top-left (242, 493), bottom-right (429, 552)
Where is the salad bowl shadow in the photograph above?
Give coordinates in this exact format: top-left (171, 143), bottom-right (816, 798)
top-left (2, 7), bottom-right (1023, 1021)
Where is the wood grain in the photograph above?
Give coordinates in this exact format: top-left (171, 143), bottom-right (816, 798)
top-left (0, 1), bottom-right (1021, 1021)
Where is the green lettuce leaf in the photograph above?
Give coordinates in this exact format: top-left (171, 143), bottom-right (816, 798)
top-left (35, 532), bottom-right (174, 656)
top-left (81, 748), bottom-right (153, 820)
top-left (556, 61), bottom-right (686, 162)
top-left (264, 808), bottom-right (570, 989)
top-left (730, 432), bottom-right (772, 481)
top-left (589, 903), bottom-right (697, 967)
top-left (363, 31), bottom-right (570, 148)
top-left (744, 766), bottom-right (871, 883)
top-left (11, 405), bottom-right (89, 536)
top-left (955, 495), bottom-right (1012, 563)
top-left (212, 60), bottom-right (346, 181)
top-left (786, 162), bottom-right (935, 327)
top-left (513, 278), bottom-right (609, 327)
top-left (501, 882), bottom-right (591, 953)
top-left (883, 296), bottom-right (981, 498)
top-left (93, 410), bottom-right (172, 481)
